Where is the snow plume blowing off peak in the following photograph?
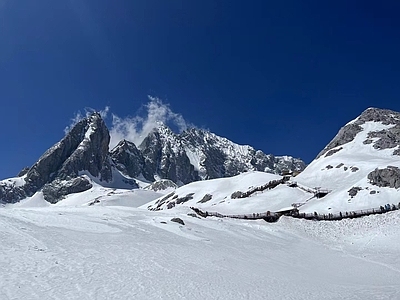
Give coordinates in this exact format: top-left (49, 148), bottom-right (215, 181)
top-left (109, 96), bottom-right (189, 149)
top-left (64, 106), bottom-right (110, 134)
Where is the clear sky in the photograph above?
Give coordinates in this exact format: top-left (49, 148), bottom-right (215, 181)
top-left (1, 0), bottom-right (400, 180)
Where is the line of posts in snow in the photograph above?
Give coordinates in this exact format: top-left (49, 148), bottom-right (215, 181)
top-left (190, 203), bottom-right (400, 223)
top-left (290, 203), bottom-right (400, 221)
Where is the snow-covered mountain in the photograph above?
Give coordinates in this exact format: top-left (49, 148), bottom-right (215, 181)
top-left (0, 113), bottom-right (121, 204)
top-left (110, 123), bottom-right (305, 185)
top-left (2, 108), bottom-right (400, 299)
top-left (0, 113), bottom-right (304, 204)
top-left (4, 107), bottom-right (400, 215)
top-left (149, 108), bottom-right (400, 216)
top-left (293, 107), bottom-right (400, 213)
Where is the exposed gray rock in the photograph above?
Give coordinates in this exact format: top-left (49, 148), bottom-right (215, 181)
top-left (139, 126), bottom-right (199, 184)
top-left (150, 192), bottom-right (175, 211)
top-left (231, 191), bottom-right (245, 199)
top-left (181, 128), bottom-right (305, 179)
top-left (0, 112), bottom-right (113, 204)
top-left (0, 182), bottom-right (27, 204)
top-left (176, 193), bottom-right (195, 204)
top-left (366, 125), bottom-right (400, 152)
top-left (110, 140), bottom-right (144, 178)
top-left (324, 147), bottom-right (343, 157)
top-left (317, 124), bottom-right (363, 159)
top-left (351, 167), bottom-right (359, 172)
top-left (363, 139), bottom-right (373, 145)
top-left (42, 176), bottom-right (92, 204)
top-left (57, 113), bottom-right (112, 182)
top-left (348, 187), bottom-right (362, 197)
top-left (146, 179), bottom-right (178, 192)
top-left (198, 194), bottom-right (212, 203)
top-left (17, 167), bottom-right (30, 177)
top-left (317, 108), bottom-right (400, 158)
top-left (170, 217), bottom-right (185, 225)
top-left (1, 112), bottom-right (306, 204)
top-left (336, 163), bottom-right (344, 168)
top-left (110, 123), bottom-right (305, 186)
top-left (368, 166), bottom-right (400, 189)
top-left (357, 108), bottom-right (400, 125)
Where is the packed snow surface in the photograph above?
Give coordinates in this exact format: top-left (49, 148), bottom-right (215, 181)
top-left (1, 197), bottom-right (400, 299)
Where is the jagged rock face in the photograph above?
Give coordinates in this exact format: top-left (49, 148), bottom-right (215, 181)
top-left (139, 127), bottom-right (199, 184)
top-left (317, 124), bottom-right (363, 159)
top-left (146, 179), bottom-right (178, 192)
top-left (318, 108), bottom-right (400, 158)
top-left (1, 113), bottom-right (305, 204)
top-left (273, 156), bottom-right (306, 174)
top-left (17, 167), bottom-right (30, 177)
top-left (110, 140), bottom-right (144, 178)
top-left (0, 113), bottom-right (113, 204)
top-left (57, 113), bottom-right (112, 182)
top-left (111, 125), bottom-right (305, 184)
top-left (368, 166), bottom-right (400, 189)
top-left (0, 183), bottom-right (26, 204)
top-left (181, 128), bottom-right (305, 179)
top-left (42, 176), bottom-right (93, 204)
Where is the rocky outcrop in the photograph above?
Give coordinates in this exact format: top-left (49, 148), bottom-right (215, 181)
top-left (0, 183), bottom-right (26, 204)
top-left (368, 166), bottom-right (400, 189)
top-left (146, 179), bottom-right (178, 192)
top-left (365, 125), bottom-right (400, 152)
top-left (317, 108), bottom-right (400, 158)
top-left (42, 176), bottom-right (93, 204)
top-left (57, 113), bottom-right (112, 182)
top-left (139, 127), bottom-right (199, 184)
top-left (180, 128), bottom-right (305, 179)
top-left (110, 140), bottom-right (144, 178)
top-left (317, 124), bottom-right (363, 158)
top-left (348, 186), bottom-right (362, 197)
top-left (170, 217), bottom-right (185, 225)
top-left (17, 167), bottom-right (30, 177)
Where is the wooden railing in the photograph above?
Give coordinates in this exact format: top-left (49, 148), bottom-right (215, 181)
top-left (190, 203), bottom-right (400, 223)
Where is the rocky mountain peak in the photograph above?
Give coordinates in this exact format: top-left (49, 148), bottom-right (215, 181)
top-left (358, 107), bottom-right (400, 125)
top-left (317, 108), bottom-right (400, 159)
top-left (1, 112), bottom-right (306, 204)
top-left (0, 112), bottom-right (112, 203)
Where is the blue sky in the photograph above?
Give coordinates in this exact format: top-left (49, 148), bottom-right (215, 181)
top-left (1, 0), bottom-right (400, 179)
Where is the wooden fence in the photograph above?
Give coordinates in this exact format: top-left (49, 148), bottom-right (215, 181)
top-left (190, 202), bottom-right (400, 223)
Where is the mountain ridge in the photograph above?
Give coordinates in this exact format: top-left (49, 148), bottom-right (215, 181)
top-left (0, 113), bottom-right (305, 204)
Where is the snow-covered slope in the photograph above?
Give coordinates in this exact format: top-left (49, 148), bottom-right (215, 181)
top-left (295, 108), bottom-right (400, 213)
top-left (1, 203), bottom-right (400, 299)
top-left (147, 108), bottom-right (400, 217)
top-left (146, 171), bottom-right (312, 214)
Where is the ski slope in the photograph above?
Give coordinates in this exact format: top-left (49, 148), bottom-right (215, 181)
top-left (1, 202), bottom-right (400, 299)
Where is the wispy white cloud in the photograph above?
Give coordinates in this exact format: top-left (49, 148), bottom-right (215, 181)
top-left (64, 106), bottom-right (110, 134)
top-left (64, 97), bottom-right (189, 149)
top-left (64, 111), bottom-right (84, 134)
top-left (109, 96), bottom-right (189, 149)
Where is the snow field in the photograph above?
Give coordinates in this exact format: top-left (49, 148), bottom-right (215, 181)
top-left (1, 204), bottom-right (400, 299)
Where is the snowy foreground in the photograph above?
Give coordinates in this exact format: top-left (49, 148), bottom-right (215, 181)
top-left (1, 203), bottom-right (400, 299)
